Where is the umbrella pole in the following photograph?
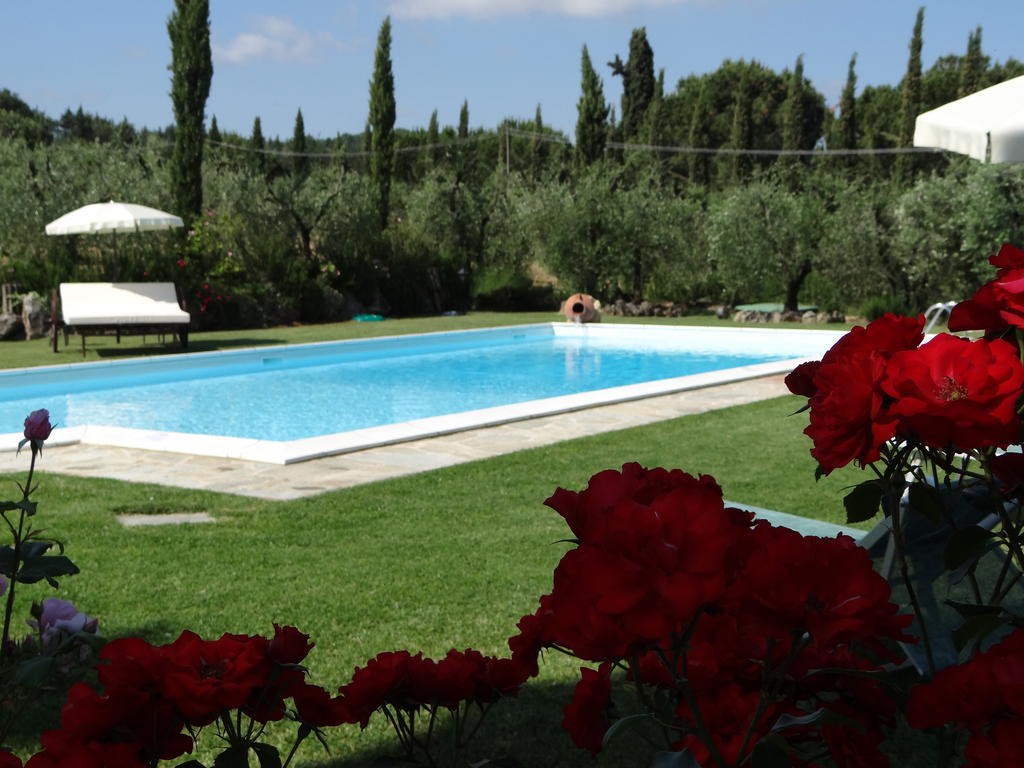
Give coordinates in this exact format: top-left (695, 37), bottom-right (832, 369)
top-left (111, 230), bottom-right (119, 281)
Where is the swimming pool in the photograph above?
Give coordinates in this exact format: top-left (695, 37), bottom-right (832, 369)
top-left (0, 323), bottom-right (844, 464)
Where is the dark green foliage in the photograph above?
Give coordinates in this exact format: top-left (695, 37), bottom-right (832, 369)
top-left (608, 27), bottom-right (655, 140)
top-left (726, 70), bottom-right (753, 184)
top-left (368, 16), bottom-right (396, 231)
top-left (207, 115), bottom-right (221, 144)
top-left (687, 83), bottom-right (713, 186)
top-left (249, 116), bottom-right (266, 175)
top-left (167, 0), bottom-right (212, 226)
top-left (531, 104), bottom-right (545, 177)
top-left (575, 45), bottom-right (608, 166)
top-left (290, 108), bottom-right (308, 181)
top-left (959, 27), bottom-right (986, 97)
top-left (781, 55), bottom-right (804, 153)
top-left (834, 54), bottom-right (858, 153)
top-left (424, 109), bottom-right (440, 170)
top-left (896, 7), bottom-right (924, 183)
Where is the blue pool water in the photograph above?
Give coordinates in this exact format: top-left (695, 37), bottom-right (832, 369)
top-left (0, 327), bottom-right (795, 442)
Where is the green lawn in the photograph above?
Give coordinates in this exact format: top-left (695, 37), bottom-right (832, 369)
top-left (0, 311), bottom-right (873, 765)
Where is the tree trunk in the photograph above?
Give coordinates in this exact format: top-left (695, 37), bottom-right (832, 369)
top-left (784, 259), bottom-right (813, 313)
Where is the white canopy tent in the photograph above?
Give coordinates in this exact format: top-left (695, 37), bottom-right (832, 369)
top-left (913, 75), bottom-right (1024, 163)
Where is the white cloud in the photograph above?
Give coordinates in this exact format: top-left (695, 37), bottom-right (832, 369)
top-left (213, 16), bottom-right (322, 64)
top-left (388, 0), bottom-right (687, 19)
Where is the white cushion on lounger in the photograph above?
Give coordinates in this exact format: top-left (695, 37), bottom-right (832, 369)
top-left (60, 282), bottom-right (190, 326)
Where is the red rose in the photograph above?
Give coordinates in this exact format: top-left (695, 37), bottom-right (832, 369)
top-left (23, 409), bottom-right (53, 442)
top-left (507, 609), bottom-right (547, 678)
top-left (729, 527), bottom-right (912, 650)
top-left (27, 682), bottom-right (192, 768)
top-left (803, 352), bottom-right (897, 472)
top-left (561, 663), bottom-right (612, 755)
top-left (338, 651), bottom-right (434, 728)
top-left (883, 335), bottom-right (1024, 450)
top-left (268, 624), bottom-right (314, 665)
top-left (160, 631), bottom-right (272, 726)
top-left (949, 243), bottom-right (1024, 332)
top-left (785, 360), bottom-right (822, 398)
top-left (432, 649), bottom-right (485, 708)
top-left (293, 683), bottom-right (345, 727)
top-left (793, 314), bottom-right (925, 473)
top-left (964, 718), bottom-right (1023, 768)
top-left (989, 452), bottom-right (1024, 495)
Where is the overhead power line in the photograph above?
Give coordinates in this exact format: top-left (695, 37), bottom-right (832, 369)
top-left (206, 132), bottom-right (942, 160)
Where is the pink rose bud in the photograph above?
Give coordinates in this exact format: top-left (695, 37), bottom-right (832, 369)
top-left (23, 410), bottom-right (52, 442)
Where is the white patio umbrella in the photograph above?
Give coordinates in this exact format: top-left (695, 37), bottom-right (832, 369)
top-left (45, 201), bottom-right (183, 235)
top-left (45, 201), bottom-right (184, 280)
top-left (913, 75), bottom-right (1024, 163)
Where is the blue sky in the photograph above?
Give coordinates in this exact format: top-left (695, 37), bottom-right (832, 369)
top-left (3, 1), bottom-right (1023, 140)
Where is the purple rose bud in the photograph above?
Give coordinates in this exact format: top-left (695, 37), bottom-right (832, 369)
top-left (23, 410), bottom-right (52, 442)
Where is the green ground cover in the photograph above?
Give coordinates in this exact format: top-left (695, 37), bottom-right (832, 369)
top-left (0, 312), bottom-right (884, 765)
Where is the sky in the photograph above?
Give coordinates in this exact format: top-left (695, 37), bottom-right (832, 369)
top-left (2, 0), bottom-right (1023, 141)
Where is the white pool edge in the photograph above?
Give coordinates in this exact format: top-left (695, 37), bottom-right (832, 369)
top-left (1, 323), bottom-right (844, 465)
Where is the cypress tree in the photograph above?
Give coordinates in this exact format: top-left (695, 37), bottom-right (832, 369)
top-left (250, 116), bottom-right (266, 175)
top-left (458, 100), bottom-right (469, 139)
top-left (959, 27), bottom-right (985, 97)
top-left (687, 82), bottom-right (712, 187)
top-left (368, 16), bottom-right (396, 230)
top-left (291, 108), bottom-right (309, 180)
top-left (896, 7), bottom-right (924, 183)
top-left (609, 27), bottom-right (655, 140)
top-left (834, 54), bottom-right (858, 172)
top-left (208, 115), bottom-right (221, 143)
top-left (456, 100), bottom-right (473, 182)
top-left (781, 55), bottom-right (804, 154)
top-left (167, 0), bottom-right (213, 226)
top-left (531, 104), bottom-right (545, 177)
top-left (425, 109), bottom-right (440, 168)
top-left (727, 70), bottom-right (753, 184)
top-left (575, 45), bottom-right (608, 166)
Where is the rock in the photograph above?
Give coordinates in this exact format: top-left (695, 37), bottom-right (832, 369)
top-left (0, 313), bottom-right (23, 340)
top-left (21, 292), bottom-right (45, 340)
top-left (715, 304), bottom-right (732, 319)
top-left (781, 310), bottom-right (802, 322)
top-left (769, 311), bottom-right (784, 323)
top-left (802, 310), bottom-right (819, 323)
top-left (827, 310), bottom-right (846, 323)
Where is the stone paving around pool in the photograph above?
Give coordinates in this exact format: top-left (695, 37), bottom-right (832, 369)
top-left (5, 375), bottom-right (790, 501)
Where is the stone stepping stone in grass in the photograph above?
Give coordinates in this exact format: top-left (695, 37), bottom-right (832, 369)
top-left (117, 512), bottom-right (216, 527)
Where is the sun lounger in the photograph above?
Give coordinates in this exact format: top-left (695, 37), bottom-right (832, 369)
top-left (54, 282), bottom-right (190, 355)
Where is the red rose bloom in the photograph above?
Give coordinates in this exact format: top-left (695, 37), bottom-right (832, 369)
top-left (338, 651), bottom-right (435, 728)
top-left (729, 527), bottom-right (912, 650)
top-left (791, 314), bottom-right (925, 473)
top-left (990, 452), bottom-right (1024, 495)
top-left (964, 718), bottom-right (1023, 768)
top-left (23, 409), bottom-right (53, 442)
top-left (292, 683), bottom-right (345, 727)
top-left (561, 663), bottom-right (613, 756)
top-left (882, 334), bottom-right (1024, 450)
top-left (785, 361), bottom-right (822, 398)
top-left (268, 624), bottom-right (314, 665)
top-left (949, 243), bottom-right (1024, 332)
top-left (160, 631), bottom-right (272, 726)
